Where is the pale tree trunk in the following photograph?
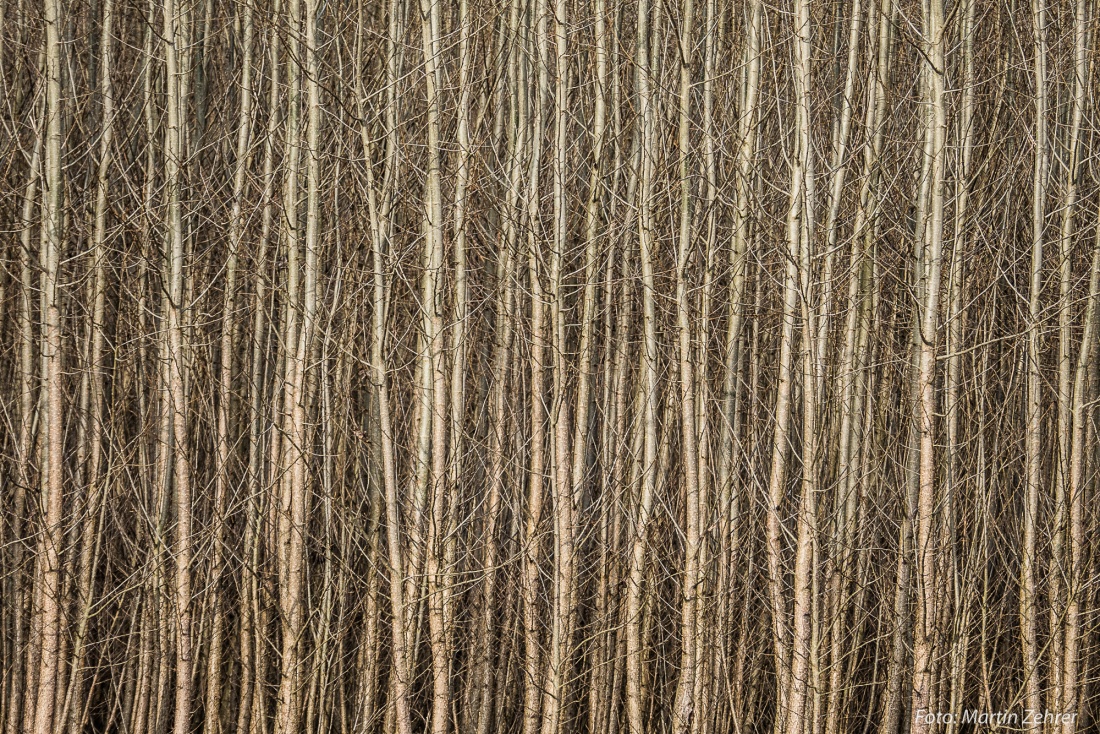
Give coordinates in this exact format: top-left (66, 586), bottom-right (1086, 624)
top-left (446, 0), bottom-right (473, 724)
top-left (541, 0), bottom-right (575, 726)
top-left (1052, 0), bottom-right (1089, 721)
top-left (8, 96), bottom-right (42, 734)
top-left (403, 0), bottom-right (436, 677)
top-left (784, 0), bottom-right (818, 725)
top-left (767, 42), bottom-right (802, 727)
top-left (625, 0), bottom-right (660, 729)
top-left (1061, 190), bottom-right (1100, 734)
top-left (671, 0), bottom-right (701, 730)
top-left (523, 244), bottom-right (548, 734)
top-left (163, 0), bottom-right (195, 731)
top-left (273, 0), bottom-right (303, 725)
top-left (31, 0), bottom-right (65, 730)
top-left (419, 0), bottom-right (451, 729)
top-left (154, 20), bottom-right (177, 734)
top-left (910, 0), bottom-right (947, 721)
top-left (1020, 0), bottom-right (1048, 725)
top-left (371, 121), bottom-right (415, 734)
top-left (523, 2), bottom-right (549, 732)
top-left (351, 400), bottom-right (384, 734)
top-left (131, 9), bottom-right (161, 731)
top-left (767, 274), bottom-right (799, 733)
top-left (693, 2), bottom-right (719, 726)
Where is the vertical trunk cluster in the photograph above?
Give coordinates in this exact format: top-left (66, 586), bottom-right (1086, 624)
top-left (2, 1), bottom-right (1100, 734)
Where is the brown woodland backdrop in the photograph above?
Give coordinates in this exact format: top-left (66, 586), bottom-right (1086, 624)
top-left (2, 0), bottom-right (1100, 732)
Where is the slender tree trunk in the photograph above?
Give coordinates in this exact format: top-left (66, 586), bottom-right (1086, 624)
top-left (1061, 192), bottom-right (1100, 734)
top-left (522, 3), bottom-right (549, 732)
top-left (415, 0), bottom-right (451, 730)
top-left (767, 97), bottom-right (800, 734)
top-left (784, 0), bottom-right (818, 725)
top-left (1053, 0), bottom-right (1089, 721)
top-left (625, 0), bottom-right (660, 729)
top-left (163, 0), bottom-right (195, 731)
top-left (31, 0), bottom-right (65, 730)
top-left (8, 94), bottom-right (42, 734)
top-left (910, 0), bottom-right (947, 720)
top-left (1020, 0), bottom-right (1048, 725)
top-left (541, 0), bottom-right (576, 727)
top-left (671, 0), bottom-right (701, 729)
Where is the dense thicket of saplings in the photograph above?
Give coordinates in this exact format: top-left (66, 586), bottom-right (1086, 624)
top-left (2, 0), bottom-right (1100, 732)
